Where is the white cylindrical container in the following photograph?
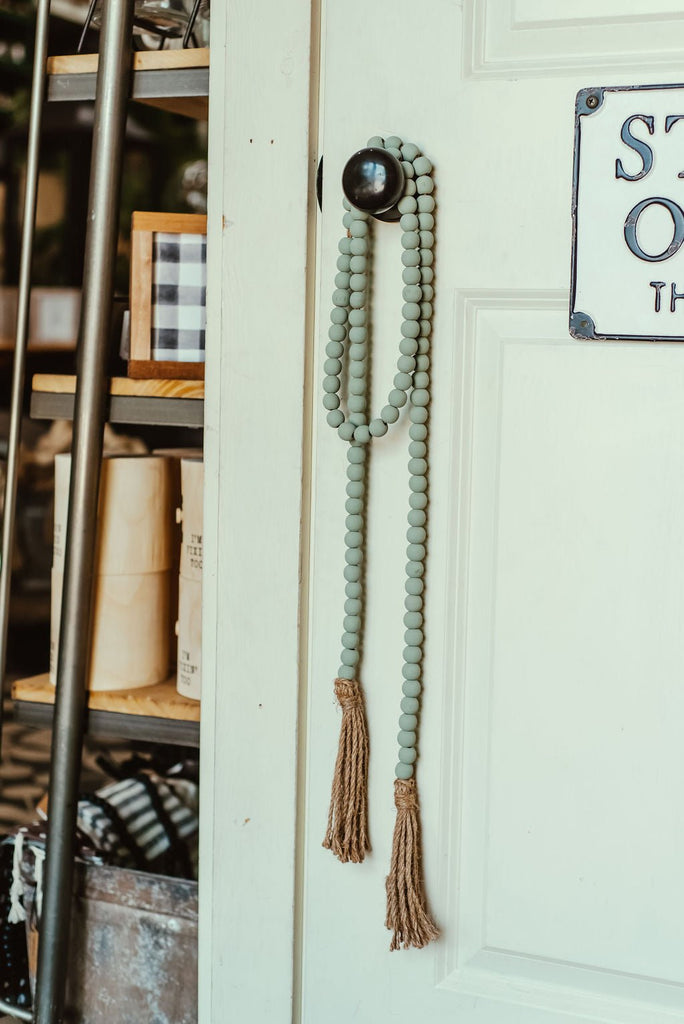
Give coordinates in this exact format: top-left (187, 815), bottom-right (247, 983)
top-left (177, 574), bottom-right (201, 701)
top-left (179, 457), bottom-right (203, 580)
top-left (50, 568), bottom-right (171, 691)
top-left (153, 448), bottom-right (202, 667)
top-left (53, 453), bottom-right (174, 575)
top-left (176, 457), bottom-right (203, 699)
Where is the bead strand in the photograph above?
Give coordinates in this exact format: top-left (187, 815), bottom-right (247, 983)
top-left (395, 149), bottom-right (434, 781)
top-left (338, 204), bottom-right (369, 676)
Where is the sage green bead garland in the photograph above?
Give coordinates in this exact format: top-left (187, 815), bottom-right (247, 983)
top-left (322, 136), bottom-right (439, 951)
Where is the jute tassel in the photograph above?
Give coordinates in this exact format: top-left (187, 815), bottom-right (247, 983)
top-left (385, 778), bottom-right (439, 950)
top-left (323, 677), bottom-right (370, 862)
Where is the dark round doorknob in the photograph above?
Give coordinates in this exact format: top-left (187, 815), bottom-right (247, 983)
top-left (341, 147), bottom-right (405, 216)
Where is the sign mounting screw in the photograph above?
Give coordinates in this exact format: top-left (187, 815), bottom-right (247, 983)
top-left (586, 94), bottom-right (599, 109)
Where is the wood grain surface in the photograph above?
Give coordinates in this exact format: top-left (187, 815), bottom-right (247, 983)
top-left (12, 674), bottom-right (200, 722)
top-left (32, 374), bottom-right (204, 399)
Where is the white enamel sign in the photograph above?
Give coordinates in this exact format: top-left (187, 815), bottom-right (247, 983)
top-left (571, 84), bottom-right (684, 341)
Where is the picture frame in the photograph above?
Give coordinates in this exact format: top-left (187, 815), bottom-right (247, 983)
top-left (128, 211), bottom-right (207, 380)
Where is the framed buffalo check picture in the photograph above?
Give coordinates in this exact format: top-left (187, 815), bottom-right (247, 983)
top-left (129, 211), bottom-right (207, 380)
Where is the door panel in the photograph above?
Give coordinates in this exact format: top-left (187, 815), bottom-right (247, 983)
top-left (302, 2), bottom-right (684, 1021)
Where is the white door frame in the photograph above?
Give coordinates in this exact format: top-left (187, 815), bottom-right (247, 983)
top-left (199, 1), bottom-right (318, 1020)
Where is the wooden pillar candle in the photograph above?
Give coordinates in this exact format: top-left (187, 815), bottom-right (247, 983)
top-left (51, 453), bottom-right (174, 691)
top-left (176, 457), bottom-right (203, 701)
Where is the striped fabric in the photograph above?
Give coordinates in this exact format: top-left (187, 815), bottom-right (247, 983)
top-left (77, 771), bottom-right (198, 878)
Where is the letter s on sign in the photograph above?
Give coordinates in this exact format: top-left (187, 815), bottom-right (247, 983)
top-left (616, 115), bottom-right (655, 181)
top-left (624, 197), bottom-right (684, 262)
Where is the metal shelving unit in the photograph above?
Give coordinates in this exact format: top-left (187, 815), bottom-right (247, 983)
top-left (12, 675), bottom-right (200, 747)
top-left (0, 7), bottom-right (208, 1021)
top-left (30, 373), bottom-right (205, 427)
top-left (47, 47), bottom-right (209, 119)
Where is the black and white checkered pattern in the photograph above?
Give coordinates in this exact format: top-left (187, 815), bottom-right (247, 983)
top-left (152, 231), bottom-right (207, 362)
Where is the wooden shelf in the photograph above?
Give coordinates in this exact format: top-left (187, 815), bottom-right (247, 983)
top-left (12, 674), bottom-right (200, 747)
top-left (46, 48), bottom-right (210, 120)
top-left (31, 374), bottom-right (204, 428)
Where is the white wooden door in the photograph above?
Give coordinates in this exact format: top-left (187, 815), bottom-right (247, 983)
top-left (301, 3), bottom-right (684, 1022)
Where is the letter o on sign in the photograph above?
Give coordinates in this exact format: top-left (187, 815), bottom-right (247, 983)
top-left (624, 197), bottom-right (684, 262)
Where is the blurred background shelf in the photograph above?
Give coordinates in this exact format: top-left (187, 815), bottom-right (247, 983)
top-left (12, 673), bottom-right (200, 746)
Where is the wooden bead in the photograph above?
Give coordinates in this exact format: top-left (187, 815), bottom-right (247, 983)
top-left (397, 355), bottom-right (416, 373)
top-left (400, 214), bottom-right (419, 231)
top-left (397, 196), bottom-right (418, 215)
top-left (401, 320), bottom-right (420, 338)
top-left (401, 231), bottom-right (420, 249)
top-left (413, 156), bottom-right (432, 176)
top-left (401, 696), bottom-right (420, 714)
top-left (398, 747), bottom-right (417, 764)
top-left (402, 680), bottom-right (421, 697)
top-left (398, 730), bottom-right (417, 748)
top-left (396, 762), bottom-right (414, 780)
top-left (417, 195), bottom-right (435, 213)
top-left (409, 492), bottom-right (428, 510)
top-left (401, 249), bottom-right (420, 268)
top-left (399, 338), bottom-right (418, 356)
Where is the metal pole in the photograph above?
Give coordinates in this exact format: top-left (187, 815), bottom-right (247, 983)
top-left (0, 0), bottom-right (51, 761)
top-left (0, 997), bottom-right (33, 1022)
top-left (34, 0), bottom-right (134, 1019)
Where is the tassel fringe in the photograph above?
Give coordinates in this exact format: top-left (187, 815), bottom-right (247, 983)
top-left (385, 778), bottom-right (439, 950)
top-left (323, 678), bottom-right (370, 863)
